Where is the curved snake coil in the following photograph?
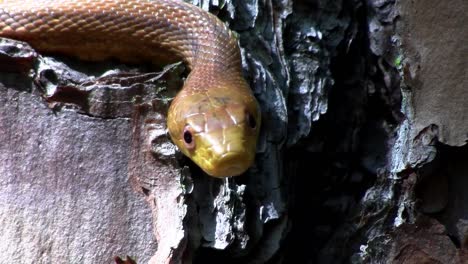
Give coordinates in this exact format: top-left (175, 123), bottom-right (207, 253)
top-left (0, 0), bottom-right (260, 177)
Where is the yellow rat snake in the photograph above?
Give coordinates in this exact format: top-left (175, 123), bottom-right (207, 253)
top-left (0, 0), bottom-right (260, 177)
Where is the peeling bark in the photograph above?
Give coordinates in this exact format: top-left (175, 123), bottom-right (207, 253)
top-left (1, 0), bottom-right (466, 263)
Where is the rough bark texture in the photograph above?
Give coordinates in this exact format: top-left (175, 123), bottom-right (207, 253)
top-left (0, 0), bottom-right (466, 263)
top-left (0, 52), bottom-right (160, 263)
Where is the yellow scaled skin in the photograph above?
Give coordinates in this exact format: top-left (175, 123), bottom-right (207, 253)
top-left (168, 76), bottom-right (260, 177)
top-left (0, 0), bottom-right (261, 177)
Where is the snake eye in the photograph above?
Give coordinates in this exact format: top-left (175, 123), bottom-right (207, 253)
top-left (183, 127), bottom-right (195, 149)
top-left (184, 131), bottom-right (192, 143)
top-left (247, 113), bottom-right (257, 129)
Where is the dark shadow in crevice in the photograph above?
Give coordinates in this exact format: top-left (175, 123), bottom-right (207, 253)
top-left (416, 143), bottom-right (468, 249)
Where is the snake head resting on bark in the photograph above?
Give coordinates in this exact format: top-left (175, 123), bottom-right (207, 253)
top-left (0, 0), bottom-right (261, 177)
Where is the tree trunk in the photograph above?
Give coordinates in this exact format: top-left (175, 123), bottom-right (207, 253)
top-left (0, 0), bottom-right (466, 263)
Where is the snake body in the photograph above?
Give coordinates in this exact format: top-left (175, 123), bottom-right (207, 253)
top-left (0, 0), bottom-right (260, 177)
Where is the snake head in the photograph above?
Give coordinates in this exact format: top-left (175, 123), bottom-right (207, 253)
top-left (167, 80), bottom-right (260, 177)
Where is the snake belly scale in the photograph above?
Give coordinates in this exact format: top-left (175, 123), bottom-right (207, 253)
top-left (0, 0), bottom-right (260, 177)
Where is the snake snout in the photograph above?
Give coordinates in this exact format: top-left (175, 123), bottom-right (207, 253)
top-left (209, 150), bottom-right (254, 177)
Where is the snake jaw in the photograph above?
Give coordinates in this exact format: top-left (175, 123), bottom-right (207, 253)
top-left (192, 129), bottom-right (257, 177)
top-left (178, 136), bottom-right (257, 177)
top-left (207, 151), bottom-right (255, 177)
top-left (170, 114), bottom-right (258, 177)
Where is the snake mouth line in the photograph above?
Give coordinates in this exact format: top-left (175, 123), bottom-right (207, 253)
top-left (199, 150), bottom-right (254, 177)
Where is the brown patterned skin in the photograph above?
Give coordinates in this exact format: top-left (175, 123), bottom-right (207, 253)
top-left (0, 0), bottom-right (260, 177)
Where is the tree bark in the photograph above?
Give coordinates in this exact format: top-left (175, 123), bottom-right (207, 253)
top-left (0, 0), bottom-right (466, 263)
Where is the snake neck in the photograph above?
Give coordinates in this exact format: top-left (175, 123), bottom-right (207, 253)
top-left (182, 16), bottom-right (243, 75)
top-left (0, 0), bottom-right (242, 73)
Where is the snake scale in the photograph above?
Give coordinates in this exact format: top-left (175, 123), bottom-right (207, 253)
top-left (0, 0), bottom-right (260, 177)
